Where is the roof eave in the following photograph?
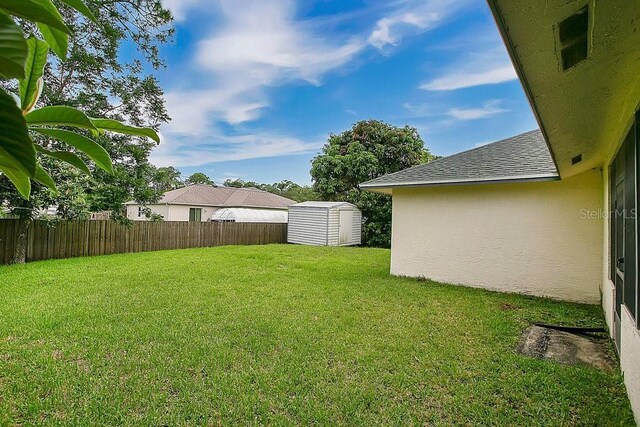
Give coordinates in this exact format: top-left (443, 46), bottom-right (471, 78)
top-left (360, 174), bottom-right (560, 191)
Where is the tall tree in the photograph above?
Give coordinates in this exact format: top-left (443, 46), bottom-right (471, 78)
top-left (186, 172), bottom-right (214, 186)
top-left (150, 166), bottom-right (183, 193)
top-left (311, 120), bottom-right (432, 247)
top-left (0, 0), bottom-right (173, 262)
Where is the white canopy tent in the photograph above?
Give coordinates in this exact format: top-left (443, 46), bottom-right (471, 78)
top-left (209, 208), bottom-right (288, 223)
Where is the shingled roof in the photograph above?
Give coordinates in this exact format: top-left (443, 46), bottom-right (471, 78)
top-left (128, 185), bottom-right (295, 209)
top-left (360, 130), bottom-right (559, 190)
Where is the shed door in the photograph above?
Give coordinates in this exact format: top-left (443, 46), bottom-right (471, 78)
top-left (339, 210), bottom-right (353, 245)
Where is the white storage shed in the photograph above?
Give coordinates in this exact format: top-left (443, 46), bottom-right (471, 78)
top-left (287, 202), bottom-right (362, 246)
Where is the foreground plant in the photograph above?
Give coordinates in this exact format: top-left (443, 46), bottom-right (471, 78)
top-left (0, 0), bottom-right (159, 199)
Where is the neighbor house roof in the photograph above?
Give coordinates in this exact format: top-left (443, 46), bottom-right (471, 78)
top-left (126, 185), bottom-right (295, 209)
top-left (360, 130), bottom-right (559, 190)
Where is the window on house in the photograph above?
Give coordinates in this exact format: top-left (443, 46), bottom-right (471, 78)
top-left (558, 6), bottom-right (589, 71)
top-left (189, 208), bottom-right (202, 222)
top-left (138, 206), bottom-right (144, 218)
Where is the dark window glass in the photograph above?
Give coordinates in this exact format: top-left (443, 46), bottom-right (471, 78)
top-left (611, 119), bottom-right (638, 326)
top-left (189, 208), bottom-right (202, 222)
top-left (624, 128), bottom-right (637, 320)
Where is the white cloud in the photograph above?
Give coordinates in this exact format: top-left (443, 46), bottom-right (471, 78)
top-left (159, 0), bottom-right (364, 167)
top-left (162, 0), bottom-right (208, 21)
top-left (417, 28), bottom-right (518, 91)
top-left (163, 0), bottom-right (365, 135)
top-left (157, 0), bottom-right (480, 167)
top-left (421, 64), bottom-right (517, 91)
top-left (164, 0), bottom-right (476, 135)
top-left (164, 88), bottom-right (268, 135)
top-left (150, 131), bottom-right (321, 168)
top-left (369, 12), bottom-right (429, 49)
top-left (403, 99), bottom-right (508, 126)
top-left (403, 102), bottom-right (436, 118)
top-left (446, 99), bottom-right (508, 120)
top-left (196, 1), bottom-right (363, 84)
top-left (368, 0), bottom-right (472, 50)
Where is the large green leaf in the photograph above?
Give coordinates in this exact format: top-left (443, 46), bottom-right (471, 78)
top-left (34, 0), bottom-right (72, 58)
top-left (31, 128), bottom-right (112, 173)
top-left (58, 0), bottom-right (97, 23)
top-left (25, 106), bottom-right (98, 131)
top-left (0, 158), bottom-right (31, 199)
top-left (0, 12), bottom-right (28, 79)
top-left (37, 23), bottom-right (67, 59)
top-left (0, 0), bottom-right (70, 34)
top-left (36, 145), bottom-right (91, 175)
top-left (0, 88), bottom-right (37, 178)
top-left (19, 36), bottom-right (49, 113)
top-left (33, 164), bottom-right (57, 191)
top-left (91, 118), bottom-right (160, 144)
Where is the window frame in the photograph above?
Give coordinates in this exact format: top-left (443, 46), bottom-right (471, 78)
top-left (189, 208), bottom-right (202, 222)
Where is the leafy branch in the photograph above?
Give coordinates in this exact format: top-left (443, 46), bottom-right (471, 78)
top-left (0, 0), bottom-right (159, 199)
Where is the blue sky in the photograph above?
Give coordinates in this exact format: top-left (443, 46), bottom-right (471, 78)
top-left (148, 0), bottom-right (537, 184)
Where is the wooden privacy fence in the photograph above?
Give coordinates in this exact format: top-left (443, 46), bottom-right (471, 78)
top-left (0, 220), bottom-right (288, 265)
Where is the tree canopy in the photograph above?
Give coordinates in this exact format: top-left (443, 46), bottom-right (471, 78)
top-left (0, 0), bottom-right (172, 263)
top-left (311, 120), bottom-right (432, 247)
top-left (186, 172), bottom-right (214, 186)
top-left (0, 0), bottom-right (167, 200)
top-left (0, 0), bottom-right (171, 217)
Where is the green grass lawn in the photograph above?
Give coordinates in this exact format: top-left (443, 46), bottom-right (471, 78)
top-left (0, 245), bottom-right (634, 425)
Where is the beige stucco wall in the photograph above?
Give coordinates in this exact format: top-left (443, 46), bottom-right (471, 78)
top-left (390, 169), bottom-right (604, 303)
top-left (126, 204), bottom-right (216, 221)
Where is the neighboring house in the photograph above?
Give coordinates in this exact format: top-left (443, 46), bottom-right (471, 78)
top-left (363, 1), bottom-right (640, 421)
top-left (125, 185), bottom-right (295, 222)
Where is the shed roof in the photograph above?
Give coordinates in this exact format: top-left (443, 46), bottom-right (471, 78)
top-left (360, 130), bottom-right (559, 190)
top-left (290, 201), bottom-right (357, 209)
top-left (127, 185), bottom-right (295, 209)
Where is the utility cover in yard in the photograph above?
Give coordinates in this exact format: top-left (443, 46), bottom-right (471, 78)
top-left (517, 325), bottom-right (615, 371)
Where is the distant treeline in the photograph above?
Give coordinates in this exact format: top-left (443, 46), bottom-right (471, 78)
top-left (222, 179), bottom-right (319, 202)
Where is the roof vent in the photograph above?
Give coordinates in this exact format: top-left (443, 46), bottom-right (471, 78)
top-left (558, 6), bottom-right (589, 71)
top-left (571, 154), bottom-right (583, 165)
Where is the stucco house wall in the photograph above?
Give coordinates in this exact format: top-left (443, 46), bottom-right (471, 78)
top-left (390, 169), bottom-right (603, 303)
